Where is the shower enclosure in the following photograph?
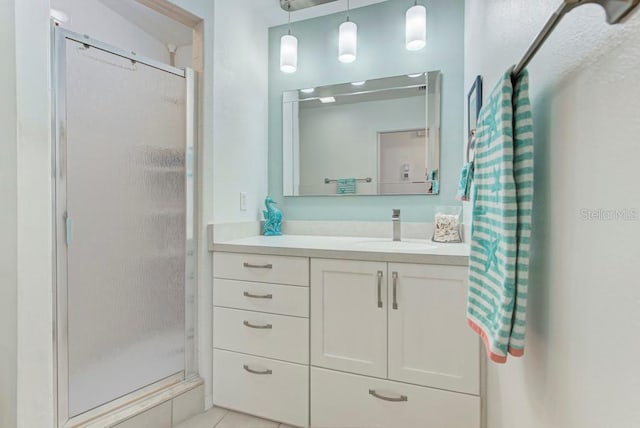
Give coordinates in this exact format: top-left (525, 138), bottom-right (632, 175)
top-left (53, 28), bottom-right (197, 426)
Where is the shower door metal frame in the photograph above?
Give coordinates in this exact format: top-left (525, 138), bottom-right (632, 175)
top-left (52, 27), bottom-right (198, 428)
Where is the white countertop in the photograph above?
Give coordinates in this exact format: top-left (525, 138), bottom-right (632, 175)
top-left (212, 235), bottom-right (469, 266)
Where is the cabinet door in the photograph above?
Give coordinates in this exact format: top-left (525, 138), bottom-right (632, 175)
top-left (388, 263), bottom-right (479, 394)
top-left (311, 259), bottom-right (387, 378)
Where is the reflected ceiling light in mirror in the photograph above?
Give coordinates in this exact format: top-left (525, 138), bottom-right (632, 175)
top-left (351, 81), bottom-right (366, 86)
top-left (280, 2), bottom-right (298, 73)
top-left (406, 1), bottom-right (427, 51)
top-left (407, 73), bottom-right (424, 78)
top-left (319, 97), bottom-right (336, 103)
top-left (301, 88), bottom-right (315, 93)
top-left (338, 0), bottom-right (357, 63)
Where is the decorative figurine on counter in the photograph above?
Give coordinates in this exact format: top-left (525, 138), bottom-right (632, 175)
top-left (263, 196), bottom-right (282, 236)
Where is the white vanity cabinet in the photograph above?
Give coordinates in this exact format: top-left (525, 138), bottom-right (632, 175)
top-left (212, 252), bottom-right (310, 428)
top-left (211, 241), bottom-right (480, 428)
top-left (387, 263), bottom-right (479, 394)
top-left (310, 259), bottom-right (388, 378)
top-left (310, 258), bottom-right (480, 428)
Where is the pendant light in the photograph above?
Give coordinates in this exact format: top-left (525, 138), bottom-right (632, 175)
top-left (406, 1), bottom-right (427, 51)
top-left (338, 0), bottom-right (357, 63)
top-left (280, 2), bottom-right (298, 73)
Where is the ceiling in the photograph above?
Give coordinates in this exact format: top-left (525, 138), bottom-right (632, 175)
top-left (97, 0), bottom-right (193, 47)
top-left (261, 0), bottom-right (389, 26)
top-left (95, 0), bottom-right (388, 47)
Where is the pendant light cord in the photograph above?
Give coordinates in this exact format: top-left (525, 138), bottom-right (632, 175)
top-left (346, 0), bottom-right (351, 21)
top-left (287, 1), bottom-right (292, 35)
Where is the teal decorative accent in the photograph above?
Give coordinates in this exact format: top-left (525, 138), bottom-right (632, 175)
top-left (263, 197), bottom-right (283, 236)
top-left (336, 178), bottom-right (356, 194)
top-left (456, 161), bottom-right (474, 201)
top-left (466, 67), bottom-right (535, 362)
top-left (490, 166), bottom-right (502, 194)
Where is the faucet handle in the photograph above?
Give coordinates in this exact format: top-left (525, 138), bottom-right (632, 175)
top-left (392, 209), bottom-right (401, 219)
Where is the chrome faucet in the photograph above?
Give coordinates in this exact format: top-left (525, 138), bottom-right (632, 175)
top-left (392, 209), bottom-right (401, 241)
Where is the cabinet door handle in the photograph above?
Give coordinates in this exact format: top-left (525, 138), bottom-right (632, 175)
top-left (369, 389), bottom-right (408, 402)
top-left (243, 364), bottom-right (272, 375)
top-left (376, 270), bottom-right (383, 308)
top-left (243, 262), bottom-right (273, 269)
top-left (243, 291), bottom-right (273, 299)
top-left (392, 271), bottom-right (399, 310)
top-left (243, 320), bottom-right (273, 329)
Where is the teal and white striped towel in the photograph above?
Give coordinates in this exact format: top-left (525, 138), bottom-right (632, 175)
top-left (467, 68), bottom-right (534, 363)
top-left (336, 178), bottom-right (356, 194)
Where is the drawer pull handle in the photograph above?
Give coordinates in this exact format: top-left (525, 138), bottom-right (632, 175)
top-left (243, 364), bottom-right (272, 375)
top-left (392, 271), bottom-right (399, 310)
top-left (243, 320), bottom-right (273, 329)
top-left (243, 262), bottom-right (273, 269)
top-left (368, 389), bottom-right (408, 402)
top-left (376, 270), bottom-right (383, 309)
top-left (243, 291), bottom-right (273, 299)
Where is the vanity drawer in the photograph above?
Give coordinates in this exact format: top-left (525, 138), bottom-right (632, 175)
top-left (214, 279), bottom-right (309, 318)
top-left (213, 252), bottom-right (309, 286)
top-left (311, 367), bottom-right (480, 428)
top-left (214, 307), bottom-right (309, 364)
top-left (213, 349), bottom-right (309, 428)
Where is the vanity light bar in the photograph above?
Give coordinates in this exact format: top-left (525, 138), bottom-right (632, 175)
top-left (280, 0), bottom-right (337, 11)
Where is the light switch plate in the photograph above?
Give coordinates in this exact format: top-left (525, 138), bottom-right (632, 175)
top-left (240, 192), bottom-right (248, 211)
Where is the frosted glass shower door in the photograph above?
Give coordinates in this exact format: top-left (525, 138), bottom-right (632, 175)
top-left (62, 39), bottom-right (187, 417)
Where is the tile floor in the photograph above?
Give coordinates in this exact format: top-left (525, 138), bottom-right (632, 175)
top-left (175, 406), bottom-right (296, 428)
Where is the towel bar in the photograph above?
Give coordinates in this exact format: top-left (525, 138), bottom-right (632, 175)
top-left (512, 0), bottom-right (639, 78)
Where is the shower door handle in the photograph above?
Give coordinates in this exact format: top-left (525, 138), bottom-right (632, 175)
top-left (65, 215), bottom-right (73, 245)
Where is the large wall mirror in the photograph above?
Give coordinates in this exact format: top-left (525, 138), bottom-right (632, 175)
top-left (282, 71), bottom-right (441, 196)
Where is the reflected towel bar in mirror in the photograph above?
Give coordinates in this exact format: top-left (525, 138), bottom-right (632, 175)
top-left (324, 177), bottom-right (373, 184)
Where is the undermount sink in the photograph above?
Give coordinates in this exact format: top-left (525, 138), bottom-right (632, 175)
top-left (354, 239), bottom-right (437, 251)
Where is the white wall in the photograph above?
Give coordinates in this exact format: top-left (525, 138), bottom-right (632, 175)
top-left (51, 0), bottom-right (170, 64)
top-left (175, 43), bottom-right (192, 68)
top-left (14, 0), bottom-right (54, 426)
top-left (211, 0), bottom-right (269, 224)
top-left (0, 0), bottom-right (18, 426)
top-left (156, 0), bottom-right (216, 410)
top-left (465, 1), bottom-right (640, 427)
top-left (151, 0), bottom-right (271, 408)
top-left (298, 96), bottom-right (426, 195)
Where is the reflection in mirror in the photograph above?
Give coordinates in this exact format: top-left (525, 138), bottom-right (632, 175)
top-left (283, 71), bottom-right (441, 196)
